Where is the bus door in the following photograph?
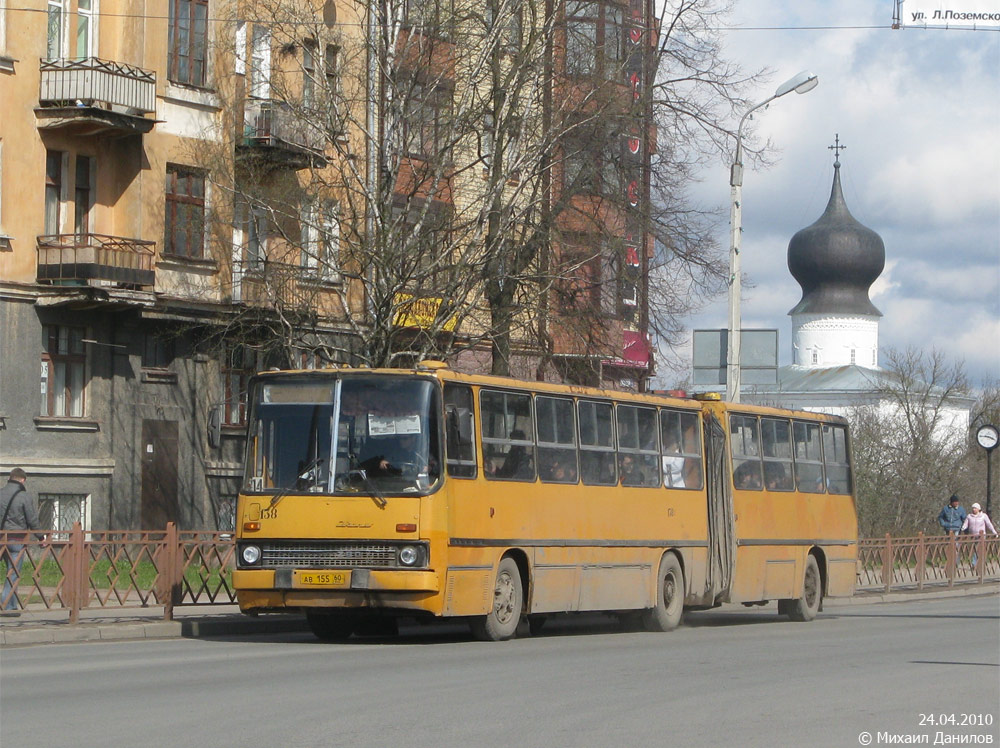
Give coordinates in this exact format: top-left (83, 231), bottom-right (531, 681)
top-left (702, 410), bottom-right (735, 603)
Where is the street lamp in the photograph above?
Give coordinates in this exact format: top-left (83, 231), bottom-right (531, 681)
top-left (726, 70), bottom-right (819, 403)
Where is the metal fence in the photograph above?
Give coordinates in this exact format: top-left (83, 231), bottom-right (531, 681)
top-left (856, 532), bottom-right (1000, 593)
top-left (1, 524), bottom-right (234, 623)
top-left (2, 525), bottom-right (997, 622)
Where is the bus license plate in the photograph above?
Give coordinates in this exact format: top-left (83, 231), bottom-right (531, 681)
top-left (297, 571), bottom-right (350, 587)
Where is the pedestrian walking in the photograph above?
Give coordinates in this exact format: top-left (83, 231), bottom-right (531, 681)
top-left (961, 502), bottom-right (998, 538)
top-left (937, 494), bottom-right (967, 535)
top-left (1, 468), bottom-right (47, 616)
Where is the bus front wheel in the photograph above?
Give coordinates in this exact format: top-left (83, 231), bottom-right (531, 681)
top-left (643, 554), bottom-right (684, 632)
top-left (785, 555), bottom-right (822, 622)
top-left (471, 557), bottom-right (523, 641)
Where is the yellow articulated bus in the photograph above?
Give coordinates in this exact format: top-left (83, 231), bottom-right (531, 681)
top-left (233, 362), bottom-right (857, 641)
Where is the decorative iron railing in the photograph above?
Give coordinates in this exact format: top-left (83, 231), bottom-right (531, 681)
top-left (2, 528), bottom-right (996, 622)
top-left (855, 532), bottom-right (999, 593)
top-left (37, 233), bottom-right (156, 288)
top-left (39, 57), bottom-right (156, 115)
top-left (242, 99), bottom-right (326, 159)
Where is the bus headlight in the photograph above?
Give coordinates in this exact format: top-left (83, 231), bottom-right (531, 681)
top-left (398, 545), bottom-right (421, 567)
top-left (241, 545), bottom-right (262, 565)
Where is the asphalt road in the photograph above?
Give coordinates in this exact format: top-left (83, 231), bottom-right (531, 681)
top-left (2, 596), bottom-right (998, 748)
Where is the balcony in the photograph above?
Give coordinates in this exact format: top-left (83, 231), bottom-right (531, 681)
top-left (35, 58), bottom-right (157, 136)
top-left (37, 234), bottom-right (156, 289)
top-left (237, 99), bottom-right (327, 171)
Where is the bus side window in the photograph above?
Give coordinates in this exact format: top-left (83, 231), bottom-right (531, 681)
top-left (444, 384), bottom-right (477, 479)
top-left (480, 390), bottom-right (536, 481)
top-left (536, 396), bottom-right (578, 484)
top-left (661, 410), bottom-right (703, 489)
top-left (579, 400), bottom-right (616, 486)
top-left (730, 415), bottom-right (763, 490)
top-left (617, 405), bottom-right (659, 487)
top-left (823, 423), bottom-right (852, 494)
top-left (760, 417), bottom-right (793, 491)
top-left (793, 420), bottom-right (825, 493)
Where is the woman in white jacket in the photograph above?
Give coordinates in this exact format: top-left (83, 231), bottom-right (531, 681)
top-left (961, 503), bottom-right (998, 537)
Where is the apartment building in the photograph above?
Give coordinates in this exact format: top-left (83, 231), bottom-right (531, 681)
top-left (0, 0), bottom-right (655, 531)
top-left (0, 0), bottom-right (361, 533)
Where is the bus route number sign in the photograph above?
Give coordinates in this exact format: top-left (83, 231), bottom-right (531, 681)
top-left (297, 571), bottom-right (350, 587)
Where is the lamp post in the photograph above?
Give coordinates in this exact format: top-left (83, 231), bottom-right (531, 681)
top-left (726, 71), bottom-right (819, 403)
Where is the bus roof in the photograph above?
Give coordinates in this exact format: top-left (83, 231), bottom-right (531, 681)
top-left (251, 365), bottom-right (848, 424)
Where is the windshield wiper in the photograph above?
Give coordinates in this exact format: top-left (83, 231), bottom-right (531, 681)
top-left (349, 469), bottom-right (388, 508)
top-left (269, 457), bottom-right (326, 508)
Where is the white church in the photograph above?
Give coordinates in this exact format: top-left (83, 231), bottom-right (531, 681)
top-left (738, 150), bottom-right (974, 434)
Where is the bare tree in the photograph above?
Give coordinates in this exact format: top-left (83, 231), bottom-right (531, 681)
top-left (848, 348), bottom-right (977, 536)
top-left (188, 0), bottom-right (758, 381)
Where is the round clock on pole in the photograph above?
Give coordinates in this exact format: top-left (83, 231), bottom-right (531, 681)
top-left (976, 424), bottom-right (998, 517)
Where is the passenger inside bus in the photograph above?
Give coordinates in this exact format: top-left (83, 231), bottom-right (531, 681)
top-left (498, 430), bottom-right (533, 479)
top-left (733, 460), bottom-right (762, 490)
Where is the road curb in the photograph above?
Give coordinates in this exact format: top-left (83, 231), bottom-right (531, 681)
top-left (2, 586), bottom-right (996, 647)
top-left (830, 584), bottom-right (999, 606)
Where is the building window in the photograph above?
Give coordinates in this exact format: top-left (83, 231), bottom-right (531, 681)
top-left (222, 345), bottom-right (258, 426)
top-left (811, 349), bottom-right (818, 365)
top-left (45, 150), bottom-right (65, 236)
top-left (168, 0), bottom-right (208, 87)
top-left (302, 41), bottom-right (316, 107)
top-left (487, 0), bottom-right (522, 50)
top-left (76, 0), bottom-right (97, 57)
top-left (324, 44), bottom-right (338, 98)
top-left (46, 0), bottom-right (65, 58)
top-left (74, 156), bottom-right (94, 237)
top-left (41, 324), bottom-right (87, 418)
top-left (164, 164), bottom-right (206, 259)
top-left (142, 333), bottom-right (175, 370)
top-left (401, 81), bottom-right (450, 160)
top-left (249, 24), bottom-right (271, 98)
top-left (301, 201), bottom-right (340, 282)
top-left (555, 248), bottom-right (600, 313)
top-left (38, 493), bottom-right (89, 539)
top-left (850, 348), bottom-right (856, 365)
top-left (565, 1), bottom-right (623, 79)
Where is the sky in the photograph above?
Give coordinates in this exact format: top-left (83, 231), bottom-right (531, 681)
top-left (658, 0), bottom-right (1000, 388)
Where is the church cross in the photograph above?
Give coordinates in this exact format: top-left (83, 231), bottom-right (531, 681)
top-left (828, 134), bottom-right (846, 163)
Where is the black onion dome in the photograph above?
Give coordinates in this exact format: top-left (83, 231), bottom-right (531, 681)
top-left (787, 162), bottom-right (885, 316)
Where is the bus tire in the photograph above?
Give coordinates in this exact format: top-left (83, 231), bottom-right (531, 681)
top-left (471, 557), bottom-right (523, 641)
top-left (786, 555), bottom-right (822, 622)
top-left (643, 554), bottom-right (684, 632)
top-left (306, 611), bottom-right (356, 641)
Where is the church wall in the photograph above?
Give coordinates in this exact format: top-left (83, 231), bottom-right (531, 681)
top-left (792, 313), bottom-right (879, 368)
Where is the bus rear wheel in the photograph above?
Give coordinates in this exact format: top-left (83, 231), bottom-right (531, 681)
top-left (785, 555), bottom-right (822, 622)
top-left (643, 554), bottom-right (684, 632)
top-left (471, 557), bottom-right (523, 641)
top-left (306, 611), bottom-right (356, 641)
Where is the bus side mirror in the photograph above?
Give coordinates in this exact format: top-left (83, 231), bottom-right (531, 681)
top-left (448, 407), bottom-right (474, 447)
top-left (456, 408), bottom-right (474, 446)
top-left (208, 405), bottom-right (222, 449)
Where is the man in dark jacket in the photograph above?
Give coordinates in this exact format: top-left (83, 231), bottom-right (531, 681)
top-left (1, 468), bottom-right (46, 615)
top-left (937, 494), bottom-right (967, 535)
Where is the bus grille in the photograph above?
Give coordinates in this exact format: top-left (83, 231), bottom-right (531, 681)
top-left (259, 542), bottom-right (399, 569)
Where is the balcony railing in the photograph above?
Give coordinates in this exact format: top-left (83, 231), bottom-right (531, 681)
top-left (37, 57), bottom-right (156, 135)
top-left (37, 233), bottom-right (156, 289)
top-left (230, 258), bottom-right (336, 305)
top-left (239, 99), bottom-right (326, 169)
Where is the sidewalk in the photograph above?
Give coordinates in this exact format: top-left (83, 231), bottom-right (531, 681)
top-left (0, 604), bottom-right (309, 647)
top-left (1, 584), bottom-right (996, 648)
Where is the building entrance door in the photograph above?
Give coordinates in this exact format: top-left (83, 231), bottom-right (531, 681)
top-left (141, 419), bottom-right (179, 529)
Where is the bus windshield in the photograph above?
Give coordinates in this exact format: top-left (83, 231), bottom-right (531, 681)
top-left (243, 375), bottom-right (441, 496)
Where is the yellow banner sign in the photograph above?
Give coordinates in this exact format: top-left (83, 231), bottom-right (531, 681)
top-left (393, 294), bottom-right (457, 332)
